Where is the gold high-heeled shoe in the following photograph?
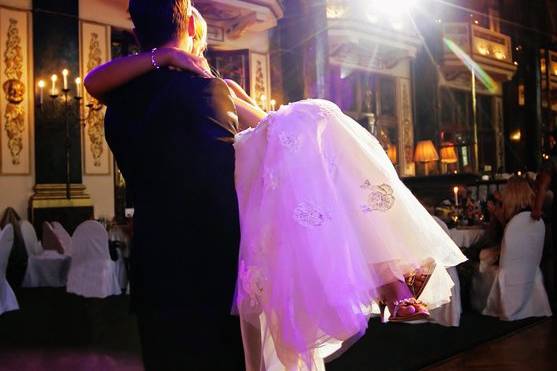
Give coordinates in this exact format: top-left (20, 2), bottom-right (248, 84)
top-left (405, 259), bottom-right (436, 299)
top-left (378, 298), bottom-right (430, 323)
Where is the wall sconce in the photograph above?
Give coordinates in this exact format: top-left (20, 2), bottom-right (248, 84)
top-left (477, 44), bottom-right (489, 56)
top-left (494, 49), bottom-right (506, 60)
top-left (510, 130), bottom-right (521, 142)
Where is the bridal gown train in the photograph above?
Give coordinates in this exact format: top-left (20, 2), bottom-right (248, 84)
top-left (233, 99), bottom-right (467, 370)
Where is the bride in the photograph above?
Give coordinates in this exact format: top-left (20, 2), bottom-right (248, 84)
top-left (85, 7), bottom-right (466, 370)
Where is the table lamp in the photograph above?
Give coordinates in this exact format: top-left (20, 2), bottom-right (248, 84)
top-left (414, 140), bottom-right (439, 175)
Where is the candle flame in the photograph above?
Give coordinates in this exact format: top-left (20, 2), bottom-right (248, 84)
top-left (453, 186), bottom-right (459, 194)
top-left (62, 69), bottom-right (69, 76)
top-left (38, 80), bottom-right (45, 88)
top-left (75, 77), bottom-right (82, 84)
top-left (51, 74), bottom-right (58, 82)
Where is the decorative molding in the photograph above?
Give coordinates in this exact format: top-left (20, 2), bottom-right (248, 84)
top-left (207, 25), bottom-right (225, 42)
top-left (80, 21), bottom-right (111, 175)
top-left (250, 51), bottom-right (270, 111)
top-left (442, 22), bottom-right (517, 83)
top-left (30, 184), bottom-right (93, 209)
top-left (0, 7), bottom-right (30, 175)
top-left (398, 78), bottom-right (415, 176)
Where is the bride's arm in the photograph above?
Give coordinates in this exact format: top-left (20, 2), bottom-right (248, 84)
top-left (233, 96), bottom-right (267, 130)
top-left (84, 48), bottom-right (211, 103)
top-left (225, 79), bottom-right (258, 107)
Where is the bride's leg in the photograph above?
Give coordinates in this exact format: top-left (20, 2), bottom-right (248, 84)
top-left (240, 314), bottom-right (264, 371)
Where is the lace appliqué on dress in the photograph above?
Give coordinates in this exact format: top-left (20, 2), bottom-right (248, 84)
top-left (324, 152), bottom-right (338, 180)
top-left (263, 168), bottom-right (279, 191)
top-left (239, 260), bottom-right (266, 308)
top-left (293, 202), bottom-right (329, 227)
top-left (360, 181), bottom-right (395, 212)
top-left (278, 131), bottom-right (302, 153)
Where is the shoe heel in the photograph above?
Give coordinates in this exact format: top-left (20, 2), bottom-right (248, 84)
top-left (379, 302), bottom-right (387, 323)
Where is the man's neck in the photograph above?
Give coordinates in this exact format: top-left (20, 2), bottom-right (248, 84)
top-left (161, 38), bottom-right (191, 53)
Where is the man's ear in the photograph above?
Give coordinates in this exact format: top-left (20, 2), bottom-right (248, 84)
top-left (187, 14), bottom-right (195, 37)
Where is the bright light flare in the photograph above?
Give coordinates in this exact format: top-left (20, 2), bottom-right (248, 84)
top-left (443, 38), bottom-right (497, 94)
top-left (369, 0), bottom-right (418, 16)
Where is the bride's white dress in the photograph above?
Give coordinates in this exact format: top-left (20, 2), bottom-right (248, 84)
top-left (233, 99), bottom-right (467, 370)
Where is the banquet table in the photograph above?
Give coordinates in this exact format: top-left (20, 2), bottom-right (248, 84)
top-left (448, 227), bottom-right (485, 249)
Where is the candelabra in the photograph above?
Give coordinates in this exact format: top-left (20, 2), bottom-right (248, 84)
top-left (37, 70), bottom-right (99, 200)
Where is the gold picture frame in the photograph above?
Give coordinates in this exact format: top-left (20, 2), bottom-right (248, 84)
top-left (79, 21), bottom-right (112, 176)
top-left (0, 7), bottom-right (32, 175)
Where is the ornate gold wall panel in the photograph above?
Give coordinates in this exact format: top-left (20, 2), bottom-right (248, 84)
top-left (0, 7), bottom-right (31, 175)
top-left (80, 21), bottom-right (111, 175)
top-left (398, 78), bottom-right (415, 176)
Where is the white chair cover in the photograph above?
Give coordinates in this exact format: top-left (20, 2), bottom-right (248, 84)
top-left (22, 250), bottom-right (71, 288)
top-left (66, 221), bottom-right (121, 298)
top-left (428, 217), bottom-right (462, 327)
top-left (51, 222), bottom-right (72, 256)
top-left (20, 220), bottom-right (43, 256)
top-left (41, 221), bottom-right (65, 254)
top-left (0, 225), bottom-right (19, 315)
top-left (429, 267), bottom-right (461, 326)
top-left (477, 212), bottom-right (552, 320)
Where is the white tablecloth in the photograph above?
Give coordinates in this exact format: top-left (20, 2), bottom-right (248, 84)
top-left (448, 228), bottom-right (484, 248)
top-left (22, 250), bottom-right (71, 288)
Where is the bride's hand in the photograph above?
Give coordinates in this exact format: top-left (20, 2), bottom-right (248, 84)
top-left (158, 47), bottom-right (213, 78)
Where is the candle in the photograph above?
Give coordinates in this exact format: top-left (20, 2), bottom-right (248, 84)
top-left (453, 186), bottom-right (459, 207)
top-left (62, 69), bottom-right (69, 90)
top-left (270, 99), bottom-right (276, 111)
top-left (50, 74), bottom-right (58, 96)
top-left (75, 77), bottom-right (82, 98)
top-left (260, 95), bottom-right (267, 111)
top-left (38, 80), bottom-right (45, 105)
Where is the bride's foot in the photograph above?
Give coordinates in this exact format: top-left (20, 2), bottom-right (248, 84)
top-left (387, 298), bottom-right (429, 322)
top-left (378, 279), bottom-right (430, 323)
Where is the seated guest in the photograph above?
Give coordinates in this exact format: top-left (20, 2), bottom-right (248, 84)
top-left (108, 217), bottom-right (130, 262)
top-left (467, 178), bottom-right (533, 266)
top-left (0, 207), bottom-right (27, 286)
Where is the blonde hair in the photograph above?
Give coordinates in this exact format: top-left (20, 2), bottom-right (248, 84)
top-left (501, 176), bottom-right (534, 223)
top-left (191, 7), bottom-right (208, 57)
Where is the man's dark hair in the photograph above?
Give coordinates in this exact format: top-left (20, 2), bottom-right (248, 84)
top-left (129, 0), bottom-right (190, 50)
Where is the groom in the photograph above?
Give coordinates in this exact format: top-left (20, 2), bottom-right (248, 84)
top-left (104, 1), bottom-right (244, 369)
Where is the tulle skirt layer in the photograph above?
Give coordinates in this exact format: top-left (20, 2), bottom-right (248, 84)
top-left (233, 99), bottom-right (467, 369)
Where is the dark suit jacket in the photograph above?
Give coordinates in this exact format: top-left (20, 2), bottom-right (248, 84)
top-left (105, 70), bottom-right (241, 320)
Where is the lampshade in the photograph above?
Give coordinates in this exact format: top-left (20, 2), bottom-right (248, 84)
top-left (440, 144), bottom-right (458, 164)
top-left (414, 140), bottom-right (439, 163)
top-left (387, 144), bottom-right (397, 164)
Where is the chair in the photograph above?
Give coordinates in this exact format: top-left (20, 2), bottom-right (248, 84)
top-left (429, 216), bottom-right (462, 327)
top-left (20, 220), bottom-right (43, 256)
top-left (473, 212), bottom-right (552, 320)
top-left (66, 221), bottom-right (121, 298)
top-left (51, 222), bottom-right (72, 256)
top-left (22, 220), bottom-right (70, 288)
top-left (0, 225), bottom-right (19, 315)
top-left (41, 222), bottom-right (65, 254)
